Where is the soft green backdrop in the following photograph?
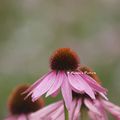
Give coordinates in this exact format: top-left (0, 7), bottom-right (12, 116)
top-left (0, 0), bottom-right (120, 119)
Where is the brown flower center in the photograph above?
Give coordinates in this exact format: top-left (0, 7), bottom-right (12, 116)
top-left (50, 48), bottom-right (80, 71)
top-left (7, 85), bottom-right (44, 115)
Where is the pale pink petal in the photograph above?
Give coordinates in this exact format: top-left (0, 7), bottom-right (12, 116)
top-left (99, 93), bottom-right (108, 100)
top-left (31, 72), bottom-right (56, 101)
top-left (88, 111), bottom-right (98, 120)
top-left (51, 89), bottom-right (59, 97)
top-left (88, 110), bottom-right (108, 120)
top-left (17, 115), bottom-right (27, 120)
top-left (69, 100), bottom-right (77, 120)
top-left (46, 71), bottom-right (64, 97)
top-left (68, 73), bottom-right (84, 92)
top-left (73, 99), bottom-right (82, 120)
top-left (94, 99), bottom-right (108, 120)
top-left (101, 99), bottom-right (120, 119)
top-left (61, 73), bottom-right (72, 110)
top-left (88, 111), bottom-right (100, 120)
top-left (57, 113), bottom-right (65, 120)
top-left (68, 73), bottom-right (95, 99)
top-left (81, 73), bottom-right (107, 93)
top-left (84, 99), bottom-right (101, 116)
top-left (29, 100), bottom-right (63, 120)
top-left (50, 105), bottom-right (64, 120)
top-left (23, 71), bottom-right (52, 94)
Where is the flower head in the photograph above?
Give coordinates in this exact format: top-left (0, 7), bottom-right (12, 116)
top-left (69, 92), bottom-right (120, 120)
top-left (50, 48), bottom-right (80, 71)
top-left (5, 84), bottom-right (44, 120)
top-left (30, 67), bottom-right (120, 120)
top-left (24, 48), bottom-right (106, 110)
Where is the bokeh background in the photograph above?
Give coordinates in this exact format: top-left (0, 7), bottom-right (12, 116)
top-left (0, 0), bottom-right (120, 119)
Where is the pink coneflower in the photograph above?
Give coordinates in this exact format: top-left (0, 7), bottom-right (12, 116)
top-left (70, 92), bottom-right (120, 120)
top-left (5, 85), bottom-right (44, 120)
top-left (29, 93), bottom-right (120, 120)
top-left (30, 66), bottom-right (120, 120)
top-left (30, 93), bottom-right (120, 120)
top-left (24, 48), bottom-right (106, 110)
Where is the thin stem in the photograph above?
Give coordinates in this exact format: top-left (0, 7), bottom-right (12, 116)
top-left (81, 107), bottom-right (88, 120)
top-left (64, 103), bottom-right (69, 120)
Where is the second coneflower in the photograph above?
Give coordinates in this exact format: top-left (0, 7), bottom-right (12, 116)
top-left (5, 84), bottom-right (44, 120)
top-left (24, 48), bottom-right (106, 110)
top-left (30, 66), bottom-right (120, 120)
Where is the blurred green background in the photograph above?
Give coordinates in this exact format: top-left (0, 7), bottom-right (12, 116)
top-left (0, 0), bottom-right (120, 119)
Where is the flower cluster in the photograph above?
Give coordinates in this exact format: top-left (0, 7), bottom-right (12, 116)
top-left (5, 48), bottom-right (120, 120)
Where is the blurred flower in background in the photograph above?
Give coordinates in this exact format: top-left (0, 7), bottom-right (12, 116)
top-left (0, 0), bottom-right (120, 119)
top-left (5, 84), bottom-right (44, 120)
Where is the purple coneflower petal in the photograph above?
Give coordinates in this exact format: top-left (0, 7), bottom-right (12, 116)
top-left (31, 71), bottom-right (56, 101)
top-left (84, 99), bottom-right (101, 116)
top-left (81, 73), bottom-right (107, 93)
top-left (73, 99), bottom-right (82, 120)
top-left (61, 74), bottom-right (72, 110)
top-left (99, 93), bottom-right (108, 100)
top-left (51, 89), bottom-right (59, 97)
top-left (17, 115), bottom-right (27, 120)
top-left (69, 99), bottom-right (77, 120)
top-left (101, 99), bottom-right (120, 119)
top-left (46, 71), bottom-right (64, 97)
top-left (50, 105), bottom-right (64, 120)
top-left (68, 73), bottom-right (95, 99)
top-left (23, 72), bottom-right (52, 94)
top-left (57, 113), bottom-right (65, 120)
top-left (88, 111), bottom-right (102, 120)
top-left (94, 100), bottom-right (108, 120)
top-left (30, 100), bottom-right (63, 120)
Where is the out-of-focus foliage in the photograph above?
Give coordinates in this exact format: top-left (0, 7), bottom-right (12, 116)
top-left (0, 0), bottom-right (120, 119)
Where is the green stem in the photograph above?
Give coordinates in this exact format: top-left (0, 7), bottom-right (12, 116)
top-left (81, 107), bottom-right (88, 120)
top-left (64, 103), bottom-right (69, 120)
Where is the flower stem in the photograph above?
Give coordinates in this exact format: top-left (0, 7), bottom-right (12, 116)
top-left (64, 103), bottom-right (69, 120)
top-left (81, 107), bottom-right (88, 120)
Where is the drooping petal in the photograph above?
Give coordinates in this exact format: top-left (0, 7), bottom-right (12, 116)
top-left (23, 71), bottom-right (52, 94)
top-left (99, 93), bottom-right (108, 100)
top-left (73, 99), bottom-right (82, 120)
top-left (94, 99), bottom-right (108, 120)
top-left (17, 115), bottom-right (27, 120)
top-left (68, 74), bottom-right (84, 92)
top-left (51, 89), bottom-right (60, 97)
top-left (57, 113), bottom-right (65, 120)
top-left (101, 99), bottom-right (120, 119)
top-left (68, 73), bottom-right (95, 99)
top-left (29, 100), bottom-right (63, 120)
top-left (69, 100), bottom-right (77, 120)
top-left (81, 73), bottom-right (107, 94)
top-left (84, 99), bottom-right (101, 116)
top-left (31, 71), bottom-right (56, 101)
top-left (49, 105), bottom-right (64, 120)
top-left (61, 73), bottom-right (72, 110)
top-left (88, 111), bottom-right (100, 120)
top-left (46, 71), bottom-right (64, 97)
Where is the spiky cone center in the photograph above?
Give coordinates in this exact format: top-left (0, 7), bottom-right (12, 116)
top-left (7, 85), bottom-right (44, 115)
top-left (50, 48), bottom-right (80, 71)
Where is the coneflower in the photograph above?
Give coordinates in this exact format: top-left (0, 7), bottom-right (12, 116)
top-left (5, 84), bottom-right (44, 120)
top-left (30, 66), bottom-right (120, 120)
top-left (24, 48), bottom-right (106, 110)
